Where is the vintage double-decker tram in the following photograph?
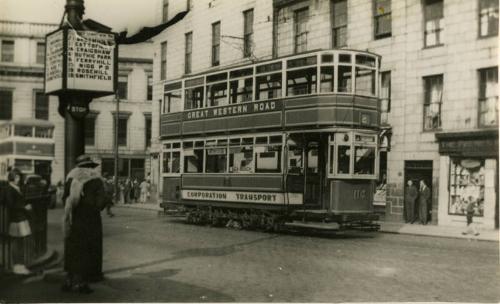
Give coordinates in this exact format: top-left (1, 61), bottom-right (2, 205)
top-left (160, 49), bottom-right (382, 231)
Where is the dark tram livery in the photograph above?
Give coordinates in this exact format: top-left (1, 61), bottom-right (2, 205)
top-left (160, 49), bottom-right (382, 231)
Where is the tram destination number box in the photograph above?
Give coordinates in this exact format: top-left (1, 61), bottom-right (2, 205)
top-left (44, 28), bottom-right (117, 96)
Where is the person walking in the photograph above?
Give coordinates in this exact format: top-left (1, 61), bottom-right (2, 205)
top-left (61, 155), bottom-right (107, 294)
top-left (418, 180), bottom-right (431, 225)
top-left (139, 179), bottom-right (150, 204)
top-left (5, 168), bottom-right (32, 275)
top-left (404, 180), bottom-right (418, 223)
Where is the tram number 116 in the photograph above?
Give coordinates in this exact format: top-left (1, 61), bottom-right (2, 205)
top-left (353, 189), bottom-right (367, 200)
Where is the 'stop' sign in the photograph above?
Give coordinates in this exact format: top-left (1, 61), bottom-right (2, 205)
top-left (44, 28), bottom-right (117, 96)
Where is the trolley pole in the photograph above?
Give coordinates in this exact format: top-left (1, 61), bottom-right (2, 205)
top-left (114, 92), bottom-right (120, 204)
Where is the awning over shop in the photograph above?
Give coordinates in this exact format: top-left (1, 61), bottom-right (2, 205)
top-left (435, 129), bottom-right (498, 158)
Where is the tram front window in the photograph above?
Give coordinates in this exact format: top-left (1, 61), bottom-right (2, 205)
top-left (337, 145), bottom-right (351, 174)
top-left (354, 146), bottom-right (375, 175)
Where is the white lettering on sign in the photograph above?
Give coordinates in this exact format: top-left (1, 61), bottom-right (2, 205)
top-left (66, 30), bottom-right (115, 92)
top-left (45, 30), bottom-right (64, 93)
top-left (182, 189), bottom-right (302, 205)
top-left (184, 100), bottom-right (280, 121)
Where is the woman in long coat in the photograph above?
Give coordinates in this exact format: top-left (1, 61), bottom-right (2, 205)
top-left (5, 168), bottom-right (32, 275)
top-left (62, 155), bottom-right (106, 293)
top-left (418, 180), bottom-right (431, 225)
top-left (404, 180), bottom-right (418, 223)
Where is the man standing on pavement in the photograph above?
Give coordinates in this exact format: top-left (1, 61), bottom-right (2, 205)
top-left (61, 155), bottom-right (107, 294)
top-left (418, 180), bottom-right (431, 225)
top-left (404, 180), bottom-right (418, 223)
top-left (139, 179), bottom-right (150, 203)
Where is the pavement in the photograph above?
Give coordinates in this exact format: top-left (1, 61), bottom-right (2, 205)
top-left (0, 206), bottom-right (498, 303)
top-left (113, 201), bottom-right (499, 242)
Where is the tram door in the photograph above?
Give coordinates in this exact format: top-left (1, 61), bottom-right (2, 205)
top-left (287, 134), bottom-right (324, 205)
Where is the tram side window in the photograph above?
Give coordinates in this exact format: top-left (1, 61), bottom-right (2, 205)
top-left (14, 126), bottom-right (33, 137)
top-left (355, 67), bottom-right (375, 96)
top-left (163, 150), bottom-right (180, 174)
top-left (354, 146), bottom-right (375, 175)
top-left (338, 65), bottom-right (352, 93)
top-left (205, 147), bottom-right (227, 173)
top-left (206, 82), bottom-right (228, 107)
top-left (287, 67), bottom-right (317, 96)
top-left (230, 78), bottom-right (253, 103)
top-left (256, 73), bottom-right (282, 100)
top-left (185, 86), bottom-right (204, 110)
top-left (336, 145), bottom-right (351, 174)
top-left (229, 146), bottom-right (254, 173)
top-left (164, 90), bottom-right (182, 113)
top-left (255, 145), bottom-right (282, 173)
top-left (184, 148), bottom-right (204, 173)
top-left (320, 66), bottom-right (334, 92)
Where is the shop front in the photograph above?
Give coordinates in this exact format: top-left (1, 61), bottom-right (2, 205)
top-left (436, 129), bottom-right (498, 229)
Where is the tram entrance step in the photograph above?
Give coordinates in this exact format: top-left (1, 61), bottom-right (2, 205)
top-left (284, 221), bottom-right (340, 231)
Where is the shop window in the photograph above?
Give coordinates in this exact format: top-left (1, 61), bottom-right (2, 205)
top-left (212, 22), bottom-right (221, 66)
top-left (230, 77), bottom-right (253, 103)
top-left (229, 146), bottom-right (254, 173)
top-left (374, 0), bottom-right (391, 39)
top-left (449, 159), bottom-right (485, 217)
top-left (256, 73), bottom-right (282, 100)
top-left (294, 8), bottom-right (309, 54)
top-left (164, 89), bottom-right (182, 113)
top-left (255, 145), bottom-right (282, 173)
top-left (331, 0), bottom-right (347, 48)
top-left (1, 40), bottom-right (14, 62)
top-left (338, 65), bottom-right (352, 93)
top-left (478, 67), bottom-right (498, 127)
top-left (205, 145), bottom-right (227, 173)
top-left (380, 71), bottom-right (391, 124)
top-left (320, 66), bottom-right (334, 93)
top-left (479, 0), bottom-right (498, 38)
top-left (34, 91), bottom-right (49, 120)
top-left (287, 67), bottom-right (317, 96)
top-left (355, 67), bottom-right (375, 96)
top-left (243, 9), bottom-right (254, 58)
top-left (206, 82), bottom-right (228, 107)
top-left (423, 74), bottom-right (443, 131)
top-left (423, 0), bottom-right (444, 47)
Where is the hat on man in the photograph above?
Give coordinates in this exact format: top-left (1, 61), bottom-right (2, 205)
top-left (76, 155), bottom-right (99, 168)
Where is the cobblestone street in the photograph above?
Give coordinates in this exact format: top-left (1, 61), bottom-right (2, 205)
top-left (1, 207), bottom-right (499, 303)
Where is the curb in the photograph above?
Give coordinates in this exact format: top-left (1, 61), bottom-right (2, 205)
top-left (378, 227), bottom-right (498, 242)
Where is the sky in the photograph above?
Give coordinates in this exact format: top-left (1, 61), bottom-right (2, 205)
top-left (0, 0), bottom-right (158, 34)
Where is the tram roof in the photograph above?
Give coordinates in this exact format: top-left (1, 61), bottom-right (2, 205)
top-left (0, 118), bottom-right (55, 128)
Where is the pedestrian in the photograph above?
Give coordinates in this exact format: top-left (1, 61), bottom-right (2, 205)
top-left (139, 179), bottom-right (150, 203)
top-left (123, 178), bottom-right (131, 204)
top-left (132, 178), bottom-right (140, 203)
top-left (61, 155), bottom-right (107, 294)
top-left (418, 180), bottom-right (431, 225)
top-left (102, 173), bottom-right (115, 217)
top-left (462, 196), bottom-right (480, 236)
top-left (404, 180), bottom-right (418, 223)
top-left (5, 168), bottom-right (33, 275)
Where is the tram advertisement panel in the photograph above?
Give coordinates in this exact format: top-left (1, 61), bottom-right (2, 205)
top-left (182, 189), bottom-right (302, 205)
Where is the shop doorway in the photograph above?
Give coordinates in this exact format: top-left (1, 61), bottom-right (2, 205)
top-left (404, 160), bottom-right (433, 224)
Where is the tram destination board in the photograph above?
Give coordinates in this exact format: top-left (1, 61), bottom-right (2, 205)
top-left (44, 28), bottom-right (117, 96)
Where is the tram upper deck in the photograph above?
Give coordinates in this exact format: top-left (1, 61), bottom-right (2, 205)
top-left (160, 49), bottom-right (381, 138)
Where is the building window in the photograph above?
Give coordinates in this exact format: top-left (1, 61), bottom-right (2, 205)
top-left (478, 67), bottom-right (498, 127)
top-left (84, 115), bottom-right (96, 146)
top-left (162, 0), bottom-right (169, 22)
top-left (448, 159), bottom-right (485, 217)
top-left (36, 42), bottom-right (45, 64)
top-left (34, 91), bottom-right (49, 120)
top-left (1, 40), bottom-right (14, 62)
top-left (479, 0), bottom-right (499, 37)
top-left (423, 0), bottom-right (444, 47)
top-left (161, 42), bottom-right (167, 80)
top-left (185, 32), bottom-right (192, 74)
top-left (423, 74), bottom-right (443, 131)
top-left (212, 22), bottom-right (221, 66)
top-left (243, 9), bottom-right (254, 58)
top-left (331, 0), bottom-right (347, 48)
top-left (117, 75), bottom-right (128, 100)
top-left (294, 8), bottom-right (309, 54)
top-left (380, 71), bottom-right (391, 124)
top-left (374, 0), bottom-right (391, 39)
top-left (145, 115), bottom-right (152, 148)
top-left (114, 116), bottom-right (128, 146)
top-left (147, 75), bottom-right (153, 100)
top-left (0, 90), bottom-right (13, 120)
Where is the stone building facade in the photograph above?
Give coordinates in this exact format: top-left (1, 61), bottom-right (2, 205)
top-left (151, 0), bottom-right (497, 229)
top-left (0, 20), bottom-right (154, 186)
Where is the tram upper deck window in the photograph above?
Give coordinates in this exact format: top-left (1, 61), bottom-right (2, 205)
top-left (207, 82), bottom-right (228, 107)
top-left (164, 82), bottom-right (183, 113)
top-left (256, 73), bottom-right (282, 100)
top-left (355, 67), bottom-right (375, 96)
top-left (230, 78), bottom-right (253, 103)
top-left (14, 125), bottom-right (33, 137)
top-left (35, 126), bottom-right (53, 138)
top-left (320, 66), bottom-right (334, 92)
top-left (185, 77), bottom-right (204, 110)
top-left (338, 65), bottom-right (352, 93)
top-left (287, 67), bottom-right (317, 96)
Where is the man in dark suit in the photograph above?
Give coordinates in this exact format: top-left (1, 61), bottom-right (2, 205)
top-left (418, 180), bottom-right (431, 225)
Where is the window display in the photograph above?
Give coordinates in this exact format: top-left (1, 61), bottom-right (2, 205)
top-left (448, 159), bottom-right (485, 217)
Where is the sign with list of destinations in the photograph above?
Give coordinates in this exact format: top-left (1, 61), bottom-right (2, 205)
top-left (44, 28), bottom-right (117, 95)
